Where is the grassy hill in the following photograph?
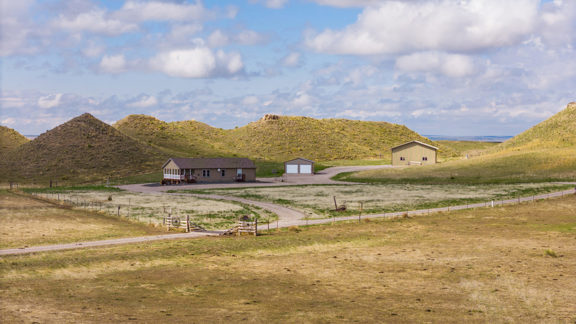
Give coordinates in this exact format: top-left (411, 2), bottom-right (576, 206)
top-left (0, 126), bottom-right (29, 153)
top-left (223, 115), bottom-right (451, 161)
top-left (497, 102), bottom-right (576, 151)
top-left (114, 115), bottom-right (229, 157)
top-left (116, 114), bottom-right (451, 162)
top-left (0, 113), bottom-right (167, 184)
top-left (345, 102), bottom-right (576, 184)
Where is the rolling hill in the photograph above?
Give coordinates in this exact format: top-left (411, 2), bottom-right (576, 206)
top-left (346, 102), bottom-right (576, 184)
top-left (114, 114), bottom-right (228, 157)
top-left (115, 114), bottom-right (451, 162)
top-left (0, 113), bottom-right (167, 183)
top-left (0, 126), bottom-right (29, 153)
top-left (496, 102), bottom-right (576, 151)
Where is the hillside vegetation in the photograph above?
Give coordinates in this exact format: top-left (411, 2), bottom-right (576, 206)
top-left (0, 114), bottom-right (167, 183)
top-left (0, 126), bottom-right (29, 153)
top-left (116, 114), bottom-right (452, 162)
top-left (346, 102), bottom-right (576, 184)
top-left (496, 102), bottom-right (576, 151)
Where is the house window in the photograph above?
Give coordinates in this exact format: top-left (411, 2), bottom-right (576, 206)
top-left (400, 157), bottom-right (405, 161)
top-left (221, 169), bottom-right (226, 177)
top-left (202, 169), bottom-right (210, 177)
top-left (422, 157), bottom-right (428, 161)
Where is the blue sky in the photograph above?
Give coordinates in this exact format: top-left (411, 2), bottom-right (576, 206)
top-left (1, 0), bottom-right (575, 136)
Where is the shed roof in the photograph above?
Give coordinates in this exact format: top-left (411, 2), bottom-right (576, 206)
top-left (285, 157), bottom-right (315, 164)
top-left (391, 140), bottom-right (438, 151)
top-left (163, 157), bottom-right (256, 169)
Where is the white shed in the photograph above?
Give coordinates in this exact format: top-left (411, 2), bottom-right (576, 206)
top-left (284, 158), bottom-right (315, 175)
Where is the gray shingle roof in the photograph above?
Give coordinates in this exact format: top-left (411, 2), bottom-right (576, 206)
top-left (163, 157), bottom-right (256, 169)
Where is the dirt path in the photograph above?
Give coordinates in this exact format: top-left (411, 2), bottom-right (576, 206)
top-left (2, 187), bottom-right (575, 256)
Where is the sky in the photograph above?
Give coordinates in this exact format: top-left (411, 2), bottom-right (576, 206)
top-left (1, 0), bottom-right (575, 136)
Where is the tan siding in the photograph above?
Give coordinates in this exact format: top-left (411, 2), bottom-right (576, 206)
top-left (392, 143), bottom-right (437, 166)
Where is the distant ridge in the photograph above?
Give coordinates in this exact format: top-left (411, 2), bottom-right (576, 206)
top-left (0, 113), bottom-right (167, 183)
top-left (0, 126), bottom-right (29, 153)
top-left (424, 135), bottom-right (512, 142)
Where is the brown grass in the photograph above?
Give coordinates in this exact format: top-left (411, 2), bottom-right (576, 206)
top-left (0, 191), bottom-right (164, 248)
top-left (1, 195), bottom-right (575, 322)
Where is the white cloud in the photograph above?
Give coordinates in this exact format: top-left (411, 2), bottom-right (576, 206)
top-left (128, 96), bottom-right (158, 108)
top-left (1, 118), bottom-right (16, 126)
top-left (54, 9), bottom-right (138, 35)
top-left (0, 0), bottom-right (38, 56)
top-left (82, 41), bottom-right (105, 57)
top-left (99, 55), bottom-right (127, 74)
top-left (149, 47), bottom-right (243, 78)
top-left (306, 0), bottom-right (540, 55)
top-left (395, 52), bottom-right (476, 78)
top-left (253, 0), bottom-right (289, 9)
top-left (282, 52), bottom-right (301, 67)
top-left (37, 94), bottom-right (63, 109)
top-left (115, 1), bottom-right (207, 22)
top-left (311, 0), bottom-right (385, 8)
top-left (242, 96), bottom-right (260, 105)
top-left (168, 23), bottom-right (203, 42)
top-left (208, 29), bottom-right (267, 47)
top-left (207, 30), bottom-right (229, 47)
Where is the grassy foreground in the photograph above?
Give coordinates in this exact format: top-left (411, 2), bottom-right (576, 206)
top-left (1, 195), bottom-right (575, 322)
top-left (0, 190), bottom-right (164, 249)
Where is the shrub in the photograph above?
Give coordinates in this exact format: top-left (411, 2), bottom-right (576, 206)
top-left (545, 249), bottom-right (558, 258)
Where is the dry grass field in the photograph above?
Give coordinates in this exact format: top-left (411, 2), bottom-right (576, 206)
top-left (0, 191), bottom-right (164, 249)
top-left (179, 183), bottom-right (572, 218)
top-left (1, 195), bottom-right (575, 323)
top-left (29, 190), bottom-right (276, 229)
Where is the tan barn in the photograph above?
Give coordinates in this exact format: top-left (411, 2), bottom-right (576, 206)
top-left (162, 158), bottom-right (256, 184)
top-left (284, 158), bottom-right (314, 175)
top-left (391, 141), bottom-right (438, 166)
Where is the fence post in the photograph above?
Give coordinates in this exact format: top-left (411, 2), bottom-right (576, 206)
top-left (186, 215), bottom-right (190, 233)
top-left (254, 218), bottom-right (258, 236)
top-left (117, 205), bottom-right (120, 217)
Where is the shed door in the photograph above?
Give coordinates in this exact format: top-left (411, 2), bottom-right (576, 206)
top-left (300, 165), bottom-right (312, 174)
top-left (286, 164), bottom-right (298, 174)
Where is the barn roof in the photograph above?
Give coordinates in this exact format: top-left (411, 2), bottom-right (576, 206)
top-left (391, 140), bottom-right (438, 151)
top-left (162, 157), bottom-right (256, 169)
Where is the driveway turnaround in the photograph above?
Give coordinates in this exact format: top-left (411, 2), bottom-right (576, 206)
top-left (119, 165), bottom-right (390, 193)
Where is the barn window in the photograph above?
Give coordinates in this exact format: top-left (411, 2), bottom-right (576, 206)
top-left (202, 169), bottom-right (210, 177)
top-left (422, 157), bottom-right (428, 161)
top-left (400, 157), bottom-right (405, 161)
top-left (221, 169), bottom-right (226, 177)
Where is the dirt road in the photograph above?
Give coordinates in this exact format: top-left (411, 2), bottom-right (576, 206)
top-left (119, 165), bottom-right (389, 193)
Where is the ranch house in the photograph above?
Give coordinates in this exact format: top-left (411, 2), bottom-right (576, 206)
top-left (391, 140), bottom-right (438, 166)
top-left (162, 157), bottom-right (256, 184)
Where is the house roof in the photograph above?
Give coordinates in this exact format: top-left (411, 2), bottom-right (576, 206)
top-left (163, 157), bottom-right (256, 169)
top-left (391, 140), bottom-right (438, 151)
top-left (285, 157), bottom-right (315, 164)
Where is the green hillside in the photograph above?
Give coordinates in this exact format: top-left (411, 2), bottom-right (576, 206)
top-left (497, 102), bottom-right (576, 151)
top-left (345, 102), bottom-right (576, 184)
top-left (0, 113), bottom-right (167, 184)
top-left (116, 114), bottom-right (451, 162)
top-left (114, 115), bottom-right (229, 157)
top-left (223, 115), bottom-right (449, 161)
top-left (0, 125), bottom-right (29, 153)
